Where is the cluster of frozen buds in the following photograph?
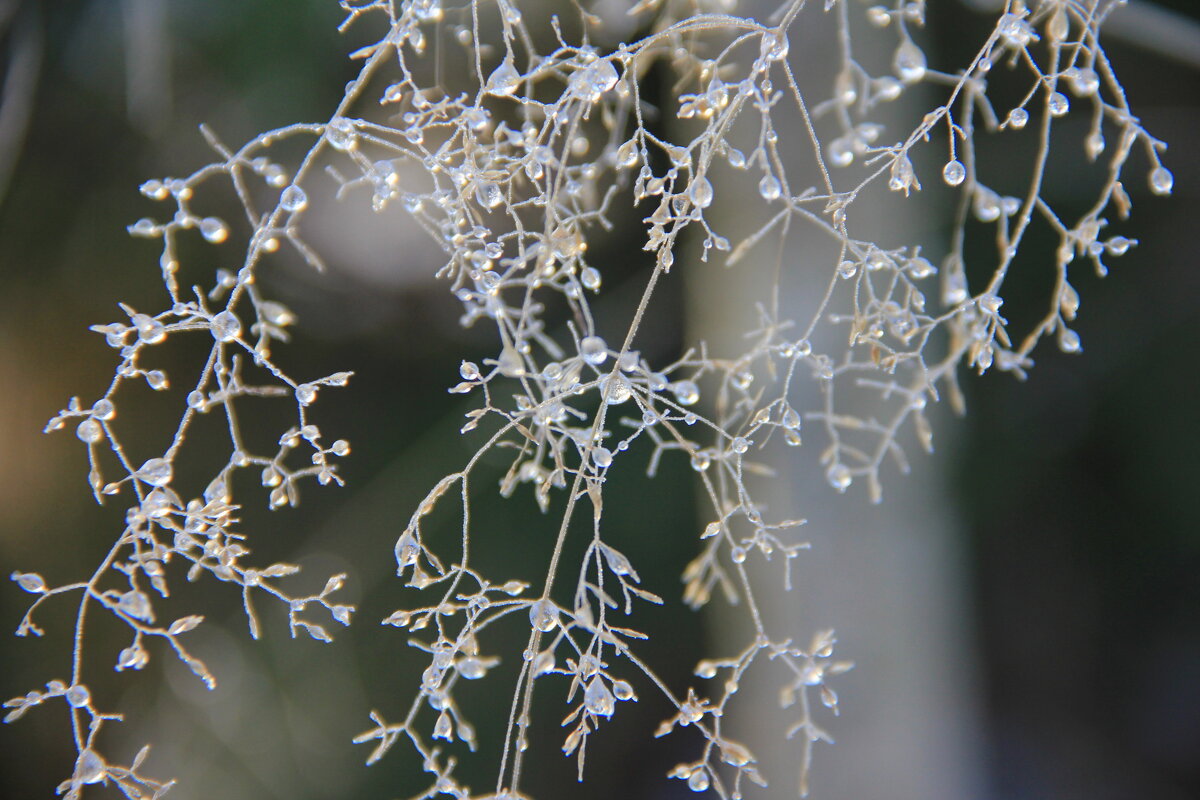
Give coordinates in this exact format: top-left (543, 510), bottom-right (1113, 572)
top-left (9, 0), bottom-right (1169, 798)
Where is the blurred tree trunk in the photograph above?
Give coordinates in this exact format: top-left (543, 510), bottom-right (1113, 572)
top-left (683, 5), bottom-right (986, 797)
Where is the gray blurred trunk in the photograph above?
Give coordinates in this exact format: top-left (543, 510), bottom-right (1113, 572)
top-left (682, 5), bottom-right (986, 797)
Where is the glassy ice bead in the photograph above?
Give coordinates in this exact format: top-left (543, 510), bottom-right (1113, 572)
top-left (585, 677), bottom-right (616, 717)
top-left (1149, 166), bottom-right (1173, 196)
top-left (76, 750), bottom-right (106, 784)
top-left (280, 184), bottom-right (307, 212)
top-left (65, 684), bottom-right (90, 708)
top-left (325, 117), bottom-right (357, 150)
top-left (1048, 91), bottom-right (1069, 117)
top-left (580, 336), bottom-right (608, 365)
top-left (137, 457), bottom-right (173, 487)
top-left (211, 310), bottom-right (241, 342)
top-left (295, 383), bottom-right (317, 405)
top-left (199, 217), bottom-right (228, 243)
top-left (671, 380), bottom-right (700, 405)
top-left (76, 418), bottom-right (103, 444)
top-left (593, 447), bottom-right (613, 468)
top-left (826, 463), bottom-right (852, 492)
top-left (758, 174), bottom-right (782, 200)
top-left (529, 599), bottom-right (558, 632)
top-left (942, 159), bottom-right (965, 186)
top-left (893, 40), bottom-right (926, 83)
top-left (486, 61), bottom-right (521, 96)
top-left (689, 176), bottom-right (714, 208)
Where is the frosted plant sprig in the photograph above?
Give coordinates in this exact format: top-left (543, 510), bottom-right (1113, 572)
top-left (8, 28), bottom-right (365, 800)
top-left (341, 1), bottom-right (1165, 797)
top-left (8, 0), bottom-right (1169, 797)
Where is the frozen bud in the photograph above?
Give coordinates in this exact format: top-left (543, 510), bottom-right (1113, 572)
top-left (580, 336), bottom-right (608, 366)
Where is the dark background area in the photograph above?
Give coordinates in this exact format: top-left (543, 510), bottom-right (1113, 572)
top-left (1, 2), bottom-right (1197, 799)
top-left (938, 2), bottom-right (1200, 798)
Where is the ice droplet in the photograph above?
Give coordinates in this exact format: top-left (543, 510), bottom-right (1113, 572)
top-left (874, 76), bottom-right (902, 101)
top-left (117, 590), bottom-right (153, 621)
top-left (132, 313), bottom-right (166, 344)
top-left (834, 69), bottom-right (857, 105)
top-left (973, 188), bottom-right (1002, 222)
top-left (458, 657), bottom-right (487, 679)
top-left (593, 446), bottom-right (613, 469)
top-left (140, 179), bottom-right (168, 200)
top-left (476, 181), bottom-right (503, 209)
top-left (199, 217), bottom-right (228, 244)
top-left (942, 159), bottom-right (966, 187)
top-left (1149, 166), bottom-right (1173, 196)
top-left (826, 463), bottom-right (852, 492)
top-left (1048, 91), bottom-right (1069, 117)
top-left (143, 488), bottom-right (173, 518)
top-left (136, 457), bottom-right (173, 487)
top-left (759, 33), bottom-right (788, 62)
top-left (433, 711), bottom-right (453, 740)
top-left (325, 117), bottom-right (357, 150)
top-left (828, 136), bottom-right (853, 167)
top-left (584, 677), bottom-right (616, 717)
top-left (571, 58), bottom-right (618, 102)
top-left (280, 184), bottom-right (307, 212)
top-left (580, 266), bottom-right (601, 290)
top-left (13, 571), bottom-right (46, 593)
top-left (413, 0), bottom-right (442, 22)
top-left (76, 418), bottom-right (103, 444)
top-left (601, 374), bottom-right (632, 404)
top-left (530, 599), bottom-right (559, 632)
top-left (688, 176), bottom-right (714, 209)
top-left (893, 40), bottom-right (926, 84)
top-left (616, 140), bottom-right (639, 168)
top-left (1106, 236), bottom-right (1133, 256)
top-left (211, 310), bottom-right (241, 342)
top-left (580, 336), bottom-right (608, 366)
top-left (395, 530), bottom-right (420, 569)
top-left (498, 346), bottom-right (524, 377)
top-left (65, 684), bottom-right (90, 708)
top-left (1067, 67), bottom-right (1099, 97)
top-left (671, 380), bottom-right (700, 406)
top-left (998, 13), bottom-right (1033, 48)
top-left (888, 154), bottom-right (918, 194)
top-left (758, 174), bottom-right (782, 200)
top-left (486, 61), bottom-right (521, 96)
top-left (296, 383), bottom-right (317, 405)
top-left (908, 256), bottom-right (935, 279)
top-left (76, 749), bottom-right (106, 784)
top-left (1058, 327), bottom-right (1082, 353)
